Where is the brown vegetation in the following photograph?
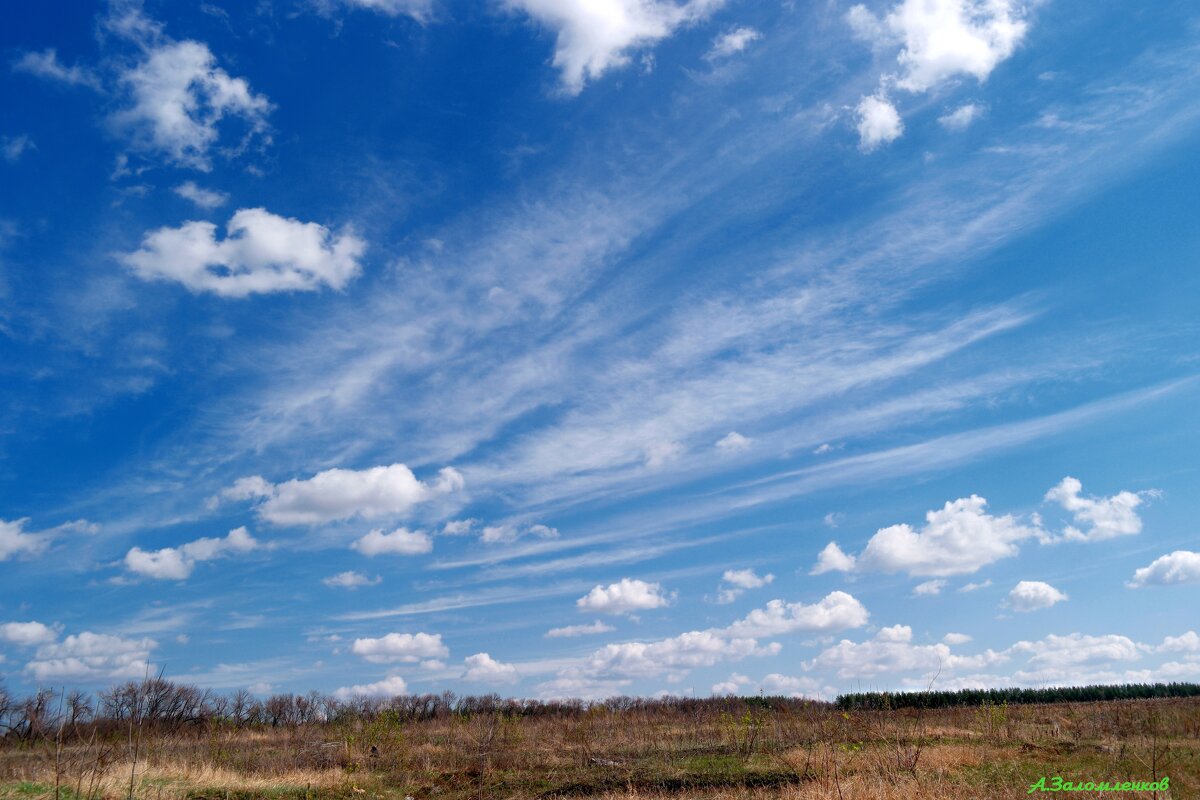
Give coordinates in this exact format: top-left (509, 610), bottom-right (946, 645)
top-left (1, 681), bottom-right (1195, 799)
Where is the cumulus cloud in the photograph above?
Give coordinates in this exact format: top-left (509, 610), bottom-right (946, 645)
top-left (351, 632), bottom-right (448, 664)
top-left (808, 625), bottom-right (1003, 679)
top-left (912, 579), bottom-right (947, 596)
top-left (480, 522), bottom-right (558, 544)
top-left (1005, 580), bottom-right (1068, 612)
top-left (715, 431), bottom-right (752, 452)
top-left (351, 527), bottom-right (433, 556)
top-left (578, 629), bottom-right (777, 680)
top-left (939, 102), bottom-right (983, 130)
top-left (463, 652), bottom-right (519, 683)
top-left (110, 39), bottom-right (271, 170)
top-left (322, 570), bottom-right (382, 589)
top-left (12, 48), bottom-right (101, 89)
top-left (545, 621), bottom-right (615, 638)
top-left (758, 672), bottom-right (824, 698)
top-left (725, 591), bottom-right (869, 638)
top-left (716, 568), bottom-right (774, 603)
top-left (223, 463), bottom-right (463, 526)
top-left (173, 181), bottom-right (228, 209)
top-left (124, 526), bottom-right (258, 580)
top-left (810, 541), bottom-right (856, 574)
top-left (1128, 550), bottom-right (1200, 588)
top-left (0, 518), bottom-right (50, 561)
top-left (27, 632), bottom-right (157, 682)
top-left (0, 621), bottom-right (58, 646)
top-left (121, 208), bottom-right (366, 297)
top-left (577, 578), bottom-right (672, 614)
top-left (1158, 631), bottom-right (1200, 654)
top-left (440, 519), bottom-right (477, 536)
top-left (333, 674), bottom-right (408, 700)
top-left (846, 0), bottom-right (1027, 148)
top-left (1045, 477), bottom-right (1147, 541)
top-left (835, 495), bottom-right (1043, 577)
top-left (943, 632), bottom-right (972, 645)
top-left (715, 672), bottom-right (822, 698)
top-left (1008, 633), bottom-right (1144, 671)
top-left (848, 0), bottom-right (1027, 92)
top-left (504, 0), bottom-right (725, 94)
top-left (705, 26), bottom-right (761, 60)
top-left (855, 94), bottom-right (903, 151)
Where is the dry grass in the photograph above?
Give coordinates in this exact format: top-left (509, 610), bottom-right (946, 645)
top-left (1, 697), bottom-right (1195, 799)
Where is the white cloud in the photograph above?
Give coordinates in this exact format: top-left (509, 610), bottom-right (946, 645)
top-left (124, 526), bottom-right (258, 580)
top-left (0, 621), bottom-right (57, 646)
top-left (705, 26), bottom-right (761, 60)
top-left (844, 495), bottom-right (1042, 577)
top-left (2, 135), bottom-right (35, 163)
top-left (480, 522), bottom-right (559, 544)
top-left (856, 94), bottom-right (904, 151)
top-left (716, 568), bottom-right (774, 603)
top-left (0, 518), bottom-right (50, 561)
top-left (323, 570), bottom-right (382, 589)
top-left (848, 0), bottom-right (1028, 93)
top-left (351, 632), bottom-right (448, 664)
top-left (1158, 631), bottom-right (1200, 654)
top-left (810, 541), bottom-right (856, 574)
top-left (725, 591), bottom-right (869, 637)
top-left (958, 579), bottom-right (992, 592)
top-left (912, 578), bottom-right (946, 596)
top-left (26, 632), bottom-right (157, 682)
top-left (939, 102), bottom-right (983, 130)
top-left (644, 439), bottom-right (684, 467)
top-left (711, 673), bottom-right (750, 695)
top-left (173, 181), bottom-right (228, 209)
top-left (577, 578), bottom-right (672, 614)
top-left (223, 463), bottom-right (463, 526)
top-left (758, 672), bottom-right (823, 698)
top-left (808, 625), bottom-right (1002, 679)
top-left (942, 632), bottom-right (972, 645)
top-left (1005, 580), bottom-right (1068, 612)
top-left (352, 527), bottom-right (433, 556)
top-left (333, 674), bottom-right (408, 700)
top-left (504, 0), bottom-right (725, 94)
top-left (121, 208), bottom-right (366, 298)
top-left (1008, 633), bottom-right (1143, 670)
top-left (332, 0), bottom-right (434, 21)
top-left (463, 652), bottom-right (519, 683)
top-left (822, 512), bottom-right (843, 528)
top-left (218, 475), bottom-right (274, 503)
top-left (715, 431), bottom-right (751, 452)
top-left (878, 624), bottom-right (912, 642)
top-left (723, 569), bottom-right (773, 590)
top-left (1128, 550), bottom-right (1200, 588)
top-left (441, 519), bottom-right (477, 536)
top-left (111, 39), bottom-right (271, 170)
top-left (12, 48), bottom-right (101, 89)
top-left (1045, 477), bottom-right (1147, 541)
top-left (579, 629), bottom-right (777, 679)
top-left (545, 620), bottom-right (616, 638)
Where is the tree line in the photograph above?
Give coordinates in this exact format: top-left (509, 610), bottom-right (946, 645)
top-left (834, 682), bottom-right (1200, 710)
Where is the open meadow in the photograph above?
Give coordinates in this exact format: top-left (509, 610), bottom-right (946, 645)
top-left (1, 683), bottom-right (1196, 799)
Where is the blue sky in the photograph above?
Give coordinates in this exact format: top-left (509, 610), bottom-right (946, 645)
top-left (1, 0), bottom-right (1199, 700)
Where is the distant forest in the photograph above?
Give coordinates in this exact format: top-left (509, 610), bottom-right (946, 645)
top-left (834, 682), bottom-right (1200, 710)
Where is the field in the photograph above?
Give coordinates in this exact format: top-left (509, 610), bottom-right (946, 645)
top-left (1, 686), bottom-right (1196, 799)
